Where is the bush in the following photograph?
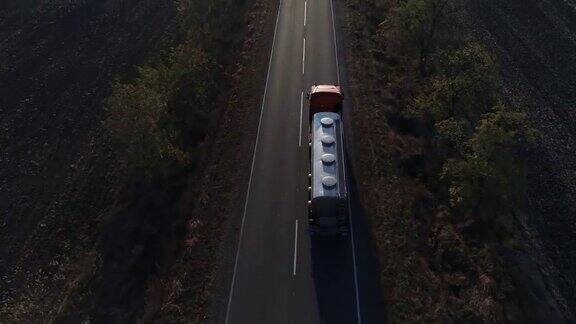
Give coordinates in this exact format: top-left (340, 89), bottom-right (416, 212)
top-left (104, 41), bottom-right (217, 181)
top-left (104, 77), bottom-right (180, 180)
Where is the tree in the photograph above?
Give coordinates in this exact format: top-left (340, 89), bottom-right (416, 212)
top-left (428, 42), bottom-right (499, 124)
top-left (441, 107), bottom-right (537, 222)
top-left (394, 0), bottom-right (458, 76)
top-left (435, 116), bottom-right (471, 155)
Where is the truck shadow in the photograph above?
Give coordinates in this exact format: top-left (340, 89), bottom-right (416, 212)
top-left (310, 235), bottom-right (357, 323)
top-left (309, 157), bottom-right (385, 324)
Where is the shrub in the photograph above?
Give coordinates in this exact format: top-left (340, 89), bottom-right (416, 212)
top-left (104, 77), bottom-right (182, 180)
top-left (104, 42), bottom-right (216, 181)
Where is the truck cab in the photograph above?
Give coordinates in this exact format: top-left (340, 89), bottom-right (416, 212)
top-left (308, 85), bottom-right (343, 117)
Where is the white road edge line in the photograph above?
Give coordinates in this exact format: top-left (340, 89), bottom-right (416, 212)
top-left (330, 0), bottom-right (341, 84)
top-left (349, 198), bottom-right (362, 324)
top-left (332, 0), bottom-right (361, 322)
top-left (299, 92), bottom-right (304, 147)
top-left (304, 1), bottom-right (307, 27)
top-left (293, 219), bottom-right (299, 276)
top-left (302, 37), bottom-right (306, 75)
top-left (225, 2), bottom-right (283, 323)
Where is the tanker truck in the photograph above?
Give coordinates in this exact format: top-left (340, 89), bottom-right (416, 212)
top-left (307, 85), bottom-right (348, 235)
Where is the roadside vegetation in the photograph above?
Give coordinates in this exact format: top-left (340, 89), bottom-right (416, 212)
top-left (69, 0), bottom-right (272, 322)
top-left (102, 0), bottom-right (250, 183)
top-left (342, 0), bottom-right (536, 321)
top-left (104, 42), bottom-right (216, 181)
top-left (0, 0), bottom-right (274, 322)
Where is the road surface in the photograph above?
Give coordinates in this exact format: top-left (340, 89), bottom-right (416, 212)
top-left (223, 0), bottom-right (383, 323)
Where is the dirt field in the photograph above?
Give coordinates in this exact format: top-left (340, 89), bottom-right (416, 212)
top-left (0, 1), bottom-right (180, 319)
top-left (468, 0), bottom-right (576, 320)
top-left (0, 0), bottom-right (273, 321)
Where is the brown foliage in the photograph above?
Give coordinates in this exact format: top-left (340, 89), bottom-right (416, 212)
top-left (342, 0), bottom-right (529, 321)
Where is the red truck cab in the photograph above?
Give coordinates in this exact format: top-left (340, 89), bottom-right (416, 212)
top-left (308, 85), bottom-right (343, 117)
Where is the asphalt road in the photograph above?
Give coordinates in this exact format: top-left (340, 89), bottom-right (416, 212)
top-left (224, 0), bottom-right (383, 323)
